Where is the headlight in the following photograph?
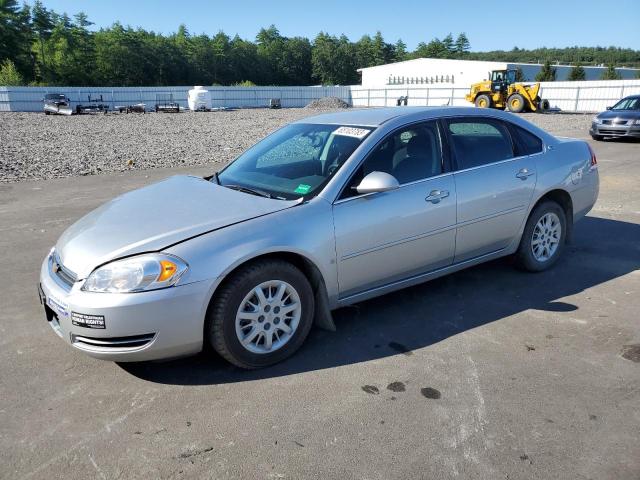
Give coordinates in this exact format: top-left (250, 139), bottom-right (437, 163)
top-left (82, 254), bottom-right (188, 293)
top-left (592, 116), bottom-right (601, 124)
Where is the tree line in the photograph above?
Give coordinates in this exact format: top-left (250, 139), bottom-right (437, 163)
top-left (1, 0), bottom-right (639, 87)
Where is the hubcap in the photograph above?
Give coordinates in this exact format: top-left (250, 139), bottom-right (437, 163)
top-left (235, 280), bottom-right (301, 354)
top-left (531, 212), bottom-right (561, 262)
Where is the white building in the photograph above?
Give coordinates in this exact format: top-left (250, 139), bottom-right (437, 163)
top-left (358, 58), bottom-right (640, 87)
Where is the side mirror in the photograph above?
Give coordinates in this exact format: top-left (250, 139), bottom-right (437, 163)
top-left (355, 171), bottom-right (400, 194)
top-left (606, 106), bottom-right (612, 110)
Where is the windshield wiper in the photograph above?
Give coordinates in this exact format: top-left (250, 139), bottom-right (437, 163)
top-left (224, 184), bottom-right (273, 199)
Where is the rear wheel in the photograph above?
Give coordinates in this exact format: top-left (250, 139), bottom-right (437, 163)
top-left (515, 201), bottom-right (567, 272)
top-left (507, 93), bottom-right (526, 113)
top-left (207, 259), bottom-right (314, 369)
top-left (475, 94), bottom-right (492, 108)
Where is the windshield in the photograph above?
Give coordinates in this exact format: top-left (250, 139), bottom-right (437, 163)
top-left (217, 123), bottom-right (373, 200)
top-left (611, 97), bottom-right (640, 111)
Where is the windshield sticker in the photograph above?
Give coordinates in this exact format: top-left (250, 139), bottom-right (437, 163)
top-left (294, 184), bottom-right (312, 195)
top-left (334, 126), bottom-right (370, 139)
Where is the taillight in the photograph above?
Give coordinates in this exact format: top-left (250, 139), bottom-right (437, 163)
top-left (587, 144), bottom-right (597, 168)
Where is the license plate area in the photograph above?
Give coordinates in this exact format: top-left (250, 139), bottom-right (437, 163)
top-left (39, 285), bottom-right (64, 338)
top-left (44, 303), bottom-right (64, 338)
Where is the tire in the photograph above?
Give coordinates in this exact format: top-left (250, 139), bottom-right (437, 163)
top-left (207, 259), bottom-right (315, 369)
top-left (507, 93), bottom-right (526, 113)
top-left (44, 111), bottom-right (50, 115)
top-left (538, 99), bottom-right (550, 112)
top-left (591, 134), bottom-right (604, 141)
top-left (475, 94), bottom-right (492, 109)
top-left (515, 201), bottom-right (567, 272)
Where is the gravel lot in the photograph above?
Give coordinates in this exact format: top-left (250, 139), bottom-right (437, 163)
top-left (0, 109), bottom-right (594, 183)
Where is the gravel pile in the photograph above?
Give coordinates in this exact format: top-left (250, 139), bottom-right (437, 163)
top-left (0, 109), bottom-right (593, 183)
top-left (305, 97), bottom-right (350, 110)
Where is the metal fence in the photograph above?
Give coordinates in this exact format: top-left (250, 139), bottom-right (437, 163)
top-left (350, 81), bottom-right (640, 111)
top-left (2, 80), bottom-right (640, 113)
top-left (0, 86), bottom-right (353, 112)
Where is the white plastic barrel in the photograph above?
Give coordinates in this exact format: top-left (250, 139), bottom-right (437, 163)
top-left (187, 86), bottom-right (212, 111)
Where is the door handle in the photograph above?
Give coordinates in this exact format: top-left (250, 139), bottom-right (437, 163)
top-left (425, 189), bottom-right (449, 204)
top-left (516, 168), bottom-right (535, 180)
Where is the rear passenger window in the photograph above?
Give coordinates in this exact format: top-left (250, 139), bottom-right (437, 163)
top-left (447, 119), bottom-right (514, 170)
top-left (509, 124), bottom-right (543, 156)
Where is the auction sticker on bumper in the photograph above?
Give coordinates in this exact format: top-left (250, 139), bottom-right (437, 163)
top-left (71, 312), bottom-right (105, 329)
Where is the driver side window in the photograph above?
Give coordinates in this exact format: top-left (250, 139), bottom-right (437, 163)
top-left (341, 121), bottom-right (443, 199)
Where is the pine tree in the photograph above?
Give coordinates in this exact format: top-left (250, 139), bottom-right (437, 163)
top-left (535, 60), bottom-right (556, 81)
top-left (455, 33), bottom-right (470, 56)
top-left (394, 39), bottom-right (408, 62)
top-left (0, 0), bottom-right (33, 80)
top-left (32, 0), bottom-right (55, 82)
top-left (601, 64), bottom-right (621, 80)
top-left (568, 63), bottom-right (586, 81)
top-left (442, 33), bottom-right (455, 56)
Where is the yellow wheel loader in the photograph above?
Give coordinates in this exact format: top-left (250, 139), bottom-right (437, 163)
top-left (465, 69), bottom-right (550, 113)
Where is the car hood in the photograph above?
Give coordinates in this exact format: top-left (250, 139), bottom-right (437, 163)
top-left (596, 109), bottom-right (640, 120)
top-left (56, 175), bottom-right (299, 278)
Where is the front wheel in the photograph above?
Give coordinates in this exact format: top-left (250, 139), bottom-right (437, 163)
top-left (475, 94), bottom-right (492, 108)
top-left (507, 93), bottom-right (526, 113)
top-left (515, 201), bottom-right (567, 272)
top-left (207, 259), bottom-right (314, 369)
top-left (591, 134), bottom-right (604, 141)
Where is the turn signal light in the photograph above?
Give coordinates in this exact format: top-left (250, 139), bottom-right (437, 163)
top-left (158, 260), bottom-right (177, 282)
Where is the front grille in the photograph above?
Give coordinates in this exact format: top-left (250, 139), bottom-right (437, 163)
top-left (599, 129), bottom-right (627, 135)
top-left (51, 253), bottom-right (77, 287)
top-left (603, 119), bottom-right (629, 126)
top-left (72, 333), bottom-right (155, 350)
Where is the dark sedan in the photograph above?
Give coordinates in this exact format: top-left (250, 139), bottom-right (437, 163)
top-left (590, 95), bottom-right (640, 140)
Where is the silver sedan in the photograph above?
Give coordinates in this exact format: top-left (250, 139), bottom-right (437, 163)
top-left (39, 107), bottom-right (599, 368)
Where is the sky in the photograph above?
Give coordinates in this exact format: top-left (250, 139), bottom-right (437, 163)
top-left (33, 0), bottom-right (640, 51)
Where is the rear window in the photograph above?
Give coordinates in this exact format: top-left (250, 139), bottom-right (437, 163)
top-left (509, 124), bottom-right (543, 156)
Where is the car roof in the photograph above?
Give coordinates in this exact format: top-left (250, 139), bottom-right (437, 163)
top-left (296, 107), bottom-right (433, 127)
top-left (296, 106), bottom-right (536, 127)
